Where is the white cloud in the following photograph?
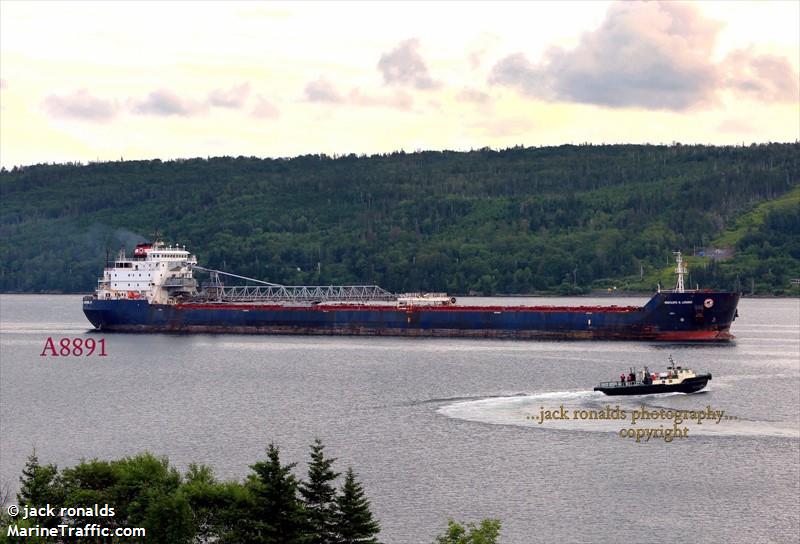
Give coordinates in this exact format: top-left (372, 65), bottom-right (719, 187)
top-left (378, 39), bottom-right (440, 90)
top-left (304, 77), bottom-right (344, 103)
top-left (42, 89), bottom-right (118, 121)
top-left (457, 88), bottom-right (490, 104)
top-left (489, 2), bottom-right (796, 111)
top-left (208, 83), bottom-right (251, 108)
top-left (722, 49), bottom-right (799, 103)
top-left (252, 95), bottom-right (280, 118)
top-left (133, 89), bottom-right (206, 116)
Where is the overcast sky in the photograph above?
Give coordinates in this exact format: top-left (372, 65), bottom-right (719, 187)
top-left (1, 0), bottom-right (798, 167)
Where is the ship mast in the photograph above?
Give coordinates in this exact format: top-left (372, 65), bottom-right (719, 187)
top-left (673, 251), bottom-right (686, 293)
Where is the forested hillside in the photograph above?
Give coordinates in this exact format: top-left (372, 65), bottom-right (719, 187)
top-left (1, 143), bottom-right (799, 295)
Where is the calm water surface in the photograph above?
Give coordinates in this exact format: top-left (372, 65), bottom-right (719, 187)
top-left (1, 294), bottom-right (798, 543)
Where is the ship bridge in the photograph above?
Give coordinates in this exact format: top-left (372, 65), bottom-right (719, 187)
top-left (94, 240), bottom-right (197, 303)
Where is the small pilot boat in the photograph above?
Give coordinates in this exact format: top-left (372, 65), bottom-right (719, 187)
top-left (594, 356), bottom-right (711, 396)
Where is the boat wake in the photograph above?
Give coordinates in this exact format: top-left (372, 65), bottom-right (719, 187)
top-left (438, 391), bottom-right (799, 439)
top-left (0, 323), bottom-right (92, 335)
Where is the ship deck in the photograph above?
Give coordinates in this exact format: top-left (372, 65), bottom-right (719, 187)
top-left (175, 303), bottom-right (642, 313)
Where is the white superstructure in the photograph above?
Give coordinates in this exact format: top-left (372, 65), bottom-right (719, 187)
top-left (95, 241), bottom-right (197, 304)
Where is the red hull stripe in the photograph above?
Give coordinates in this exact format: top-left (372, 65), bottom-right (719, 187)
top-left (175, 303), bottom-right (641, 313)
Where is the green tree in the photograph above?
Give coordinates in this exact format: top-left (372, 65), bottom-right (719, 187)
top-left (59, 453), bottom-right (194, 543)
top-left (0, 516), bottom-right (51, 544)
top-left (245, 444), bottom-right (306, 544)
top-left (111, 453), bottom-right (189, 541)
top-left (434, 519), bottom-right (501, 544)
top-left (16, 450), bottom-right (63, 528)
top-left (142, 490), bottom-right (194, 544)
top-left (300, 439), bottom-right (340, 544)
top-left (334, 468), bottom-right (380, 544)
top-left (182, 464), bottom-right (253, 544)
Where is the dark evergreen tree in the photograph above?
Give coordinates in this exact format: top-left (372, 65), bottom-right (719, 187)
top-left (245, 444), bottom-right (306, 544)
top-left (4, 444), bottom-right (390, 544)
top-left (17, 449), bottom-right (63, 528)
top-left (334, 468), bottom-right (380, 544)
top-left (300, 439), bottom-right (341, 544)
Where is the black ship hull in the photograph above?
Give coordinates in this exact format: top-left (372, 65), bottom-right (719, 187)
top-left (594, 374), bottom-right (712, 396)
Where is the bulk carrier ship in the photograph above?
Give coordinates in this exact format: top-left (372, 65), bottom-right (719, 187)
top-left (82, 242), bottom-right (739, 341)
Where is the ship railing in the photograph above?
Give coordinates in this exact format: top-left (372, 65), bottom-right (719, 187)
top-left (596, 380), bottom-right (645, 388)
top-left (207, 284), bottom-right (397, 303)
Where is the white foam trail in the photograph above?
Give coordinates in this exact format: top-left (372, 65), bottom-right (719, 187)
top-left (438, 393), bottom-right (800, 439)
top-left (522, 390), bottom-right (601, 400)
top-left (0, 322), bottom-right (90, 333)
